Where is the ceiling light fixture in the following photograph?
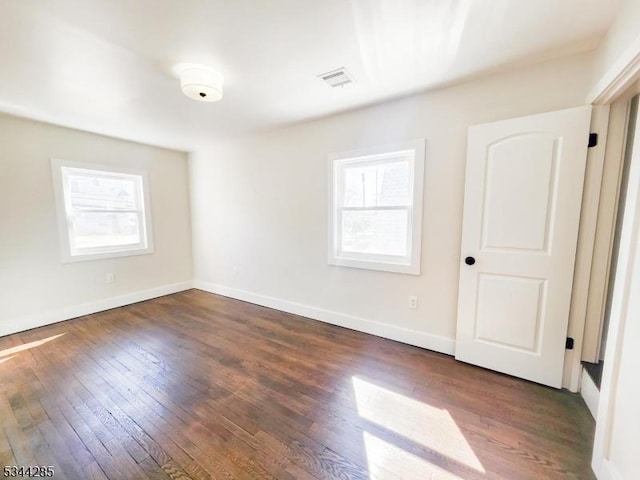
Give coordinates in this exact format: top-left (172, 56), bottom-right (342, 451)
top-left (175, 64), bottom-right (224, 102)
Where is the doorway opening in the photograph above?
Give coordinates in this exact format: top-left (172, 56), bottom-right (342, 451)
top-left (583, 94), bottom-right (639, 390)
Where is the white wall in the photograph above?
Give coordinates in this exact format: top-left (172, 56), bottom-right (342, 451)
top-left (592, 0), bottom-right (640, 86)
top-left (190, 53), bottom-right (594, 355)
top-left (592, 99), bottom-right (640, 480)
top-left (606, 298), bottom-right (640, 480)
top-left (0, 114), bottom-right (193, 336)
top-left (588, 4), bottom-right (640, 477)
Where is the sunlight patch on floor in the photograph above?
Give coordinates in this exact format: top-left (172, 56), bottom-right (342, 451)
top-left (353, 376), bottom-right (484, 473)
top-left (0, 355), bottom-right (16, 365)
top-left (363, 431), bottom-right (465, 480)
top-left (0, 333), bottom-right (66, 358)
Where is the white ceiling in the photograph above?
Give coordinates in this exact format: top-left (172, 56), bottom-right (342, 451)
top-left (0, 0), bottom-right (621, 151)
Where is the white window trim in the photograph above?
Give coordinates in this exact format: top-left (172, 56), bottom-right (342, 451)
top-left (327, 139), bottom-right (425, 275)
top-left (50, 158), bottom-right (154, 263)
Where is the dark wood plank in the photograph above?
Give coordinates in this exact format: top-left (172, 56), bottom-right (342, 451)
top-left (0, 289), bottom-right (596, 479)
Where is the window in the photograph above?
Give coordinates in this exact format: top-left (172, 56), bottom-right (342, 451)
top-left (51, 159), bottom-right (153, 262)
top-left (328, 140), bottom-right (425, 274)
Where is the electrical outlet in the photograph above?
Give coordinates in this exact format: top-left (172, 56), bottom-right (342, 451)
top-left (409, 296), bottom-right (418, 309)
top-left (106, 272), bottom-right (116, 284)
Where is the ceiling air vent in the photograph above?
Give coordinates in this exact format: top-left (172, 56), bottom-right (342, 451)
top-left (319, 68), bottom-right (354, 87)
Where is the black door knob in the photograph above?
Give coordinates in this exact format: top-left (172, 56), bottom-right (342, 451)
top-left (465, 256), bottom-right (476, 266)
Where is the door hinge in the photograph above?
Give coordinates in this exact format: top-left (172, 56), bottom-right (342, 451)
top-left (588, 133), bottom-right (598, 148)
top-left (566, 337), bottom-right (574, 350)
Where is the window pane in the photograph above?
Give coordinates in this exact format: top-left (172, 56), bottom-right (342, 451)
top-left (343, 160), bottom-right (410, 207)
top-left (341, 209), bottom-right (408, 256)
top-left (343, 164), bottom-right (375, 207)
top-left (378, 161), bottom-right (410, 206)
top-left (67, 173), bottom-right (139, 211)
top-left (71, 212), bottom-right (141, 250)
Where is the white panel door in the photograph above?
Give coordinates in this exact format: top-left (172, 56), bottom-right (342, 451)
top-left (455, 106), bottom-right (592, 388)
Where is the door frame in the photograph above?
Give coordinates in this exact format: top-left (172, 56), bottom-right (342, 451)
top-left (583, 34), bottom-right (640, 480)
top-left (560, 35), bottom-right (640, 392)
top-left (581, 100), bottom-right (631, 364)
top-left (562, 104), bottom-right (610, 391)
top-left (592, 97), bottom-right (640, 480)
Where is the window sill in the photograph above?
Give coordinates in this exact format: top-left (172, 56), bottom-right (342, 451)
top-left (328, 256), bottom-right (420, 275)
top-left (60, 246), bottom-right (154, 263)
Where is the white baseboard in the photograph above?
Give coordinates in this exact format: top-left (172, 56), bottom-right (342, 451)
top-left (0, 281), bottom-right (193, 338)
top-left (580, 366), bottom-right (600, 419)
top-left (193, 280), bottom-right (456, 356)
top-left (595, 459), bottom-right (623, 480)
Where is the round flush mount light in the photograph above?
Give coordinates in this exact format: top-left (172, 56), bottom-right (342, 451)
top-left (174, 64), bottom-right (223, 102)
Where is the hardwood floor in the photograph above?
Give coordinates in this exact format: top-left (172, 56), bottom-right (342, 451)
top-left (0, 289), bottom-right (595, 479)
